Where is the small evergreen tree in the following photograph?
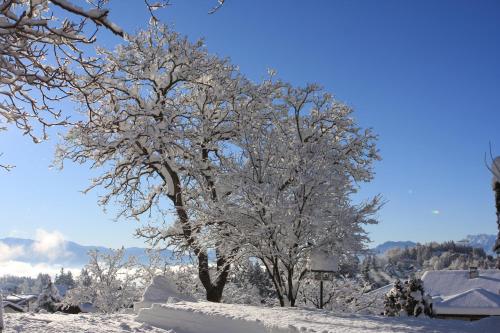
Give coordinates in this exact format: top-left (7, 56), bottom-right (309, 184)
top-left (55, 268), bottom-right (76, 290)
top-left (403, 278), bottom-right (432, 317)
top-left (383, 279), bottom-right (405, 316)
top-left (36, 279), bottom-right (62, 313)
top-left (384, 278), bottom-right (431, 317)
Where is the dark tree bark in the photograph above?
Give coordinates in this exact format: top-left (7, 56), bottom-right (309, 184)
top-left (164, 160), bottom-right (230, 302)
top-left (492, 182), bottom-right (500, 268)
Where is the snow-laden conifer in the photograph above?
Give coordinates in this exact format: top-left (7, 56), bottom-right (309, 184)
top-left (36, 279), bottom-right (62, 313)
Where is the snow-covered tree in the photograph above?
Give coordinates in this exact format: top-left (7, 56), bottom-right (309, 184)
top-left (383, 279), bottom-right (404, 316)
top-left (55, 267), bottom-right (76, 289)
top-left (202, 84), bottom-right (380, 306)
top-left (0, 0), bottom-right (125, 166)
top-left (56, 24), bottom-right (262, 302)
top-left (36, 278), bottom-right (62, 313)
top-left (384, 278), bottom-right (431, 317)
top-left (33, 273), bottom-right (51, 294)
top-left (64, 248), bottom-right (140, 313)
top-left (403, 278), bottom-right (432, 317)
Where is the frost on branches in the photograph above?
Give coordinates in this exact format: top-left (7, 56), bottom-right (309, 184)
top-left (56, 23), bottom-right (261, 302)
top-left (384, 278), bottom-right (432, 317)
top-left (298, 276), bottom-right (374, 313)
top-left (57, 24), bottom-right (380, 305)
top-left (0, 0), bottom-right (124, 147)
top-left (203, 84), bottom-right (381, 306)
top-left (64, 248), bottom-right (140, 313)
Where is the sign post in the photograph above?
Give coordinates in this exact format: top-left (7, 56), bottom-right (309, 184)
top-left (309, 250), bottom-right (339, 309)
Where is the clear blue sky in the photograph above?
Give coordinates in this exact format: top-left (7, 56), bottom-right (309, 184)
top-left (1, 0), bottom-right (499, 248)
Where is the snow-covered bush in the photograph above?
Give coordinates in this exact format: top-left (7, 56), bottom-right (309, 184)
top-left (162, 265), bottom-right (206, 300)
top-left (36, 279), bottom-right (62, 313)
top-left (64, 248), bottom-right (140, 313)
top-left (383, 278), bottom-right (432, 317)
top-left (383, 279), bottom-right (405, 316)
top-left (403, 278), bottom-right (432, 317)
top-left (222, 261), bottom-right (277, 306)
top-left (298, 276), bottom-right (373, 313)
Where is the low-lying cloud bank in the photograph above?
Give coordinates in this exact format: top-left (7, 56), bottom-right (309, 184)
top-left (0, 260), bottom-right (80, 278)
top-left (0, 241), bottom-right (24, 261)
top-left (32, 228), bottom-right (71, 261)
top-left (0, 229), bottom-right (78, 277)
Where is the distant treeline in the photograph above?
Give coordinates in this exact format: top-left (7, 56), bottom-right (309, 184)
top-left (361, 241), bottom-right (496, 288)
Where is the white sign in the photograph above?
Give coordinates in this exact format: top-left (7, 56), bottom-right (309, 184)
top-left (310, 249), bottom-right (339, 272)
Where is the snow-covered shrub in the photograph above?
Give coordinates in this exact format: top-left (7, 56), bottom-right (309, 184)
top-left (298, 276), bottom-right (373, 313)
top-left (383, 278), bottom-right (431, 317)
top-left (383, 279), bottom-right (405, 316)
top-left (36, 279), bottom-right (62, 313)
top-left (403, 278), bottom-right (432, 317)
top-left (64, 248), bottom-right (140, 313)
top-left (222, 261), bottom-right (277, 306)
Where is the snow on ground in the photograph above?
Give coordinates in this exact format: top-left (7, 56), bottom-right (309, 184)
top-left (137, 301), bottom-right (500, 333)
top-left (3, 302), bottom-right (500, 333)
top-left (2, 312), bottom-right (175, 333)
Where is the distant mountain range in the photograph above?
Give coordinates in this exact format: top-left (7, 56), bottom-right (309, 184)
top-left (1, 234), bottom-right (497, 269)
top-left (0, 237), bottom-right (185, 267)
top-left (372, 241), bottom-right (417, 254)
top-left (372, 234), bottom-right (497, 255)
top-left (461, 234), bottom-right (497, 254)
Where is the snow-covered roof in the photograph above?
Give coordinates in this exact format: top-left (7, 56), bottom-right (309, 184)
top-left (5, 294), bottom-right (37, 304)
top-left (433, 288), bottom-right (500, 316)
top-left (2, 301), bottom-right (25, 312)
top-left (421, 270), bottom-right (500, 297)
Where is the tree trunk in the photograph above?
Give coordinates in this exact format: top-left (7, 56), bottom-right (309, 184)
top-left (261, 258), bottom-right (286, 307)
top-left (166, 164), bottom-right (230, 302)
top-left (287, 268), bottom-right (296, 307)
top-left (493, 182), bottom-right (500, 268)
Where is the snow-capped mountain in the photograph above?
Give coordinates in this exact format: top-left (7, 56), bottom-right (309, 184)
top-left (460, 234), bottom-right (497, 255)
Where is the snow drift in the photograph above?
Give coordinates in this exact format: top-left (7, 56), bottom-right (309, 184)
top-left (134, 275), bottom-right (195, 312)
top-left (137, 300), bottom-right (500, 333)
